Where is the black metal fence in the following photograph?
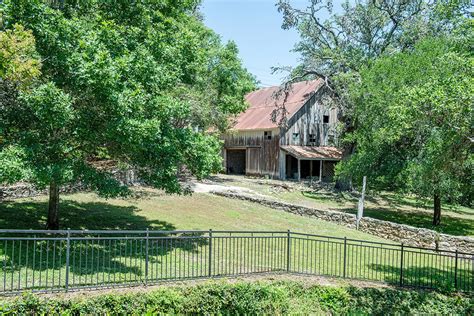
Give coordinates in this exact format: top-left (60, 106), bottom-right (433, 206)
top-left (0, 229), bottom-right (473, 294)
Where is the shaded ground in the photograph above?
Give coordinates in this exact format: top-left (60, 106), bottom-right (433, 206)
top-left (209, 175), bottom-right (474, 237)
top-left (0, 188), bottom-right (387, 241)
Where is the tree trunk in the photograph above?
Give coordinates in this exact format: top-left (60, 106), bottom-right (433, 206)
top-left (433, 193), bottom-right (441, 226)
top-left (46, 181), bottom-right (60, 230)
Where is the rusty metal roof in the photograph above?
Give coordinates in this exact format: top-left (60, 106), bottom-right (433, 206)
top-left (281, 146), bottom-right (343, 160)
top-left (232, 79), bottom-right (324, 130)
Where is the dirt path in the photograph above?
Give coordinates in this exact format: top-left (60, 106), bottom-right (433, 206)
top-left (190, 181), bottom-right (254, 194)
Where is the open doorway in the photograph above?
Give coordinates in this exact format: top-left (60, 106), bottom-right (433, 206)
top-left (286, 154), bottom-right (298, 179)
top-left (286, 155), bottom-right (322, 180)
top-left (300, 160), bottom-right (320, 179)
top-left (226, 149), bottom-right (246, 175)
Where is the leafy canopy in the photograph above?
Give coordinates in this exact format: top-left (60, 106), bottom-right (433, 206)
top-left (275, 0), bottom-right (472, 117)
top-left (336, 36), bottom-right (473, 206)
top-left (0, 0), bottom-right (255, 198)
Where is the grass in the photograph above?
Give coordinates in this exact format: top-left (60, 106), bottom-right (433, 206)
top-left (0, 188), bottom-right (472, 294)
top-left (1, 279), bottom-right (473, 315)
top-left (0, 188), bottom-right (388, 240)
top-left (216, 175), bottom-right (474, 237)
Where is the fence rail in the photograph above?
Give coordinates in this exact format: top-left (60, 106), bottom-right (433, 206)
top-left (0, 229), bottom-right (472, 294)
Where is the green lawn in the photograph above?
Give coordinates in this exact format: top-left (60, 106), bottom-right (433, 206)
top-left (216, 175), bottom-right (474, 237)
top-left (0, 189), bottom-right (387, 241)
top-left (1, 189), bottom-right (472, 294)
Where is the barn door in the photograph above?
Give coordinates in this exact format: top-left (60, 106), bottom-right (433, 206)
top-left (246, 148), bottom-right (261, 175)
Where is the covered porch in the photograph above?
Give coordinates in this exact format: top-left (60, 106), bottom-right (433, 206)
top-left (280, 146), bottom-right (343, 182)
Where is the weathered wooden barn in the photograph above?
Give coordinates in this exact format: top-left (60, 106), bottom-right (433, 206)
top-left (222, 79), bottom-right (342, 181)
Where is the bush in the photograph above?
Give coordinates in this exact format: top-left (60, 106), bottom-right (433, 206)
top-left (1, 280), bottom-right (472, 315)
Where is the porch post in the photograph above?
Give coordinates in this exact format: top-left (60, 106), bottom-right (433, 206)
top-left (319, 160), bottom-right (323, 182)
top-left (297, 159), bottom-right (301, 181)
top-left (222, 148), bottom-right (227, 173)
top-left (310, 160), bottom-right (313, 184)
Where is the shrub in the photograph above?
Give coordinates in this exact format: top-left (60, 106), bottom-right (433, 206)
top-left (0, 280), bottom-right (472, 315)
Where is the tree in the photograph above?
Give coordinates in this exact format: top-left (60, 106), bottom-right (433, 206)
top-left (0, 1), bottom-right (255, 229)
top-left (275, 0), bottom-right (470, 95)
top-left (0, 24), bottom-right (41, 183)
top-left (274, 0), bottom-right (471, 190)
top-left (336, 36), bottom-right (473, 225)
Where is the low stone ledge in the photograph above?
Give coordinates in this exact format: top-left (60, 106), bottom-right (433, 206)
top-left (0, 169), bottom-right (142, 201)
top-left (211, 190), bottom-right (474, 254)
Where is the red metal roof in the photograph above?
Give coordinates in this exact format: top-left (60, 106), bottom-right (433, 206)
top-left (232, 79), bottom-right (323, 130)
top-left (281, 146), bottom-right (343, 160)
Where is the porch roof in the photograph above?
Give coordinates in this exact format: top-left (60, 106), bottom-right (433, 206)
top-left (281, 146), bottom-right (343, 160)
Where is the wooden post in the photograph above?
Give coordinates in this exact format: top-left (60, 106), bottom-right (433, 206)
top-left (297, 159), bottom-right (301, 181)
top-left (310, 160), bottom-right (313, 185)
top-left (356, 176), bottom-right (367, 229)
top-left (319, 160), bottom-right (323, 182)
top-left (223, 148), bottom-right (227, 173)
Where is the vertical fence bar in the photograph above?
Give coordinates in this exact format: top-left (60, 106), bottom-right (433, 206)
top-left (208, 229), bottom-right (213, 277)
top-left (399, 243), bottom-right (404, 287)
top-left (454, 250), bottom-right (458, 290)
top-left (65, 229), bottom-right (71, 292)
top-left (2, 230), bottom-right (474, 294)
top-left (145, 228), bottom-right (149, 285)
top-left (286, 230), bottom-right (291, 272)
top-left (343, 237), bottom-right (347, 278)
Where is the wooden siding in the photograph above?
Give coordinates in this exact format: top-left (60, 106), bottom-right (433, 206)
top-left (322, 161), bottom-right (336, 181)
top-left (223, 130), bottom-right (280, 178)
top-left (280, 88), bottom-right (339, 147)
top-left (223, 86), bottom-right (340, 180)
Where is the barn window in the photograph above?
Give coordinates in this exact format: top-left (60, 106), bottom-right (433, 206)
top-left (323, 115), bottom-right (330, 124)
top-left (309, 134), bottom-right (317, 143)
top-left (292, 133), bottom-right (299, 141)
top-left (264, 130), bottom-right (272, 140)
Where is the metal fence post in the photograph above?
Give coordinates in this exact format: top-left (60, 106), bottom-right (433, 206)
top-left (454, 250), bottom-right (458, 290)
top-left (399, 243), bottom-right (404, 287)
top-left (145, 228), bottom-right (149, 286)
top-left (343, 237), bottom-right (347, 278)
top-left (286, 230), bottom-right (291, 272)
top-left (65, 228), bottom-right (70, 292)
top-left (208, 229), bottom-right (213, 277)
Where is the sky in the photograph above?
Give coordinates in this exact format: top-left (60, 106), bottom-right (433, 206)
top-left (201, 0), bottom-right (307, 87)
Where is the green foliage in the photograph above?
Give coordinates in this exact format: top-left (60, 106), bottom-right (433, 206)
top-left (337, 36), bottom-right (473, 207)
top-left (276, 0), bottom-right (470, 86)
top-left (0, 145), bottom-right (28, 184)
top-left (0, 23), bottom-right (41, 88)
top-left (1, 281), bottom-right (472, 315)
top-left (0, 1), bottom-right (255, 227)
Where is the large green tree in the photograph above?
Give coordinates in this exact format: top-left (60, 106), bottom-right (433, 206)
top-left (275, 0), bottom-right (470, 99)
top-left (0, 1), bottom-right (255, 229)
top-left (337, 36), bottom-right (473, 225)
top-left (275, 0), bottom-right (471, 189)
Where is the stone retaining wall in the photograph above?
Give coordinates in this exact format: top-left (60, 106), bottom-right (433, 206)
top-left (212, 191), bottom-right (474, 254)
top-left (0, 169), bottom-right (142, 201)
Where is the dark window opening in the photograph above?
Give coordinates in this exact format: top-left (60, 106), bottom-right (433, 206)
top-left (309, 134), bottom-right (317, 143)
top-left (264, 131), bottom-right (272, 140)
top-left (292, 133), bottom-right (299, 141)
top-left (323, 115), bottom-right (330, 124)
